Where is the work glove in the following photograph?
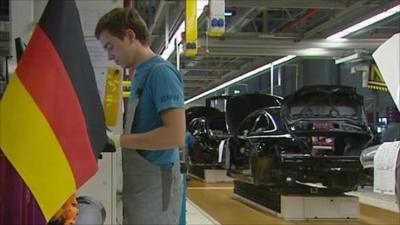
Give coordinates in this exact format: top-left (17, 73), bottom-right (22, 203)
top-left (103, 128), bottom-right (121, 152)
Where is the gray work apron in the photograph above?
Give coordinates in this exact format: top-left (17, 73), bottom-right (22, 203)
top-left (122, 64), bottom-right (182, 225)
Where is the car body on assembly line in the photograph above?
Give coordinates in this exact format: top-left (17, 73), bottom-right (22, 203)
top-left (226, 86), bottom-right (373, 194)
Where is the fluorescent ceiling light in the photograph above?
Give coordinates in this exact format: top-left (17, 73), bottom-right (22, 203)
top-left (184, 55), bottom-right (296, 104)
top-left (161, 0), bottom-right (208, 59)
top-left (298, 48), bottom-right (329, 56)
top-left (334, 52), bottom-right (363, 64)
top-left (327, 4), bottom-right (400, 40)
top-left (224, 12), bottom-right (233, 16)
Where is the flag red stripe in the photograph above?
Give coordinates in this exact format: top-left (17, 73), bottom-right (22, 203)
top-left (39, 0), bottom-right (107, 159)
top-left (16, 26), bottom-right (97, 187)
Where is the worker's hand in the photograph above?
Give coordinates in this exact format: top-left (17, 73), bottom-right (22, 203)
top-left (103, 129), bottom-right (121, 152)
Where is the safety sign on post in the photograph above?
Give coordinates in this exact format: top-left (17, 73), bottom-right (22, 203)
top-left (184, 0), bottom-right (198, 57)
top-left (208, 0), bottom-right (225, 37)
top-left (367, 64), bottom-right (388, 92)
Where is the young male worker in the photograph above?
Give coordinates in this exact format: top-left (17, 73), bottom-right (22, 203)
top-left (95, 8), bottom-right (185, 225)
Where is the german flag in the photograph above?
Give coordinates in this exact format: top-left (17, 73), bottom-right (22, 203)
top-left (0, 0), bottom-right (107, 221)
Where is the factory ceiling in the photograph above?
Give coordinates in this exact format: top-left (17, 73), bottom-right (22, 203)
top-left (135, 0), bottom-right (399, 99)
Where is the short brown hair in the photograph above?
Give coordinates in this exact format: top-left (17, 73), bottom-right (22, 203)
top-left (95, 7), bottom-right (150, 45)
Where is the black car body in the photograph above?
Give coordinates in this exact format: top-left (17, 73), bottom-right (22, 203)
top-left (225, 93), bottom-right (284, 179)
top-left (186, 96), bottom-right (230, 166)
top-left (226, 87), bottom-right (373, 194)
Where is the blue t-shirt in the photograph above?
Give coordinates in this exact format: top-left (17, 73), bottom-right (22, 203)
top-left (130, 56), bottom-right (184, 166)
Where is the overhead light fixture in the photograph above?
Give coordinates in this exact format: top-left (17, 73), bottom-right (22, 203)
top-left (184, 55), bottom-right (296, 104)
top-left (298, 48), bottom-right (329, 56)
top-left (224, 7), bottom-right (235, 17)
top-left (161, 0), bottom-right (208, 59)
top-left (335, 53), bottom-right (361, 64)
top-left (327, 4), bottom-right (400, 40)
top-left (334, 52), bottom-right (369, 64)
top-left (224, 12), bottom-right (233, 16)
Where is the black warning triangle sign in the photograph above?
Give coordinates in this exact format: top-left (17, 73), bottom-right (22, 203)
top-left (368, 64), bottom-right (388, 91)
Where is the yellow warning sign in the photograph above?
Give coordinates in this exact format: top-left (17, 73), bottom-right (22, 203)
top-left (368, 64), bottom-right (388, 91)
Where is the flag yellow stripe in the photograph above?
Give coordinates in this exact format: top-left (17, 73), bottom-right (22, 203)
top-left (0, 74), bottom-right (76, 221)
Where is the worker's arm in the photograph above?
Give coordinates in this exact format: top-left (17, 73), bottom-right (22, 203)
top-left (120, 107), bottom-right (186, 150)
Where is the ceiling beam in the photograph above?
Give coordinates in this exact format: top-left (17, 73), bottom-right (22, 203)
top-left (200, 48), bottom-right (352, 57)
top-left (196, 37), bottom-right (385, 57)
top-left (220, 31), bottom-right (296, 39)
top-left (200, 36), bottom-right (385, 49)
top-left (182, 67), bottom-right (237, 72)
top-left (149, 0), bottom-right (167, 34)
top-left (184, 76), bottom-right (221, 81)
top-left (192, 57), bottom-right (271, 97)
top-left (226, 0), bottom-right (348, 9)
top-left (185, 92), bottom-right (195, 96)
top-left (226, 7), bottom-right (260, 32)
top-left (184, 87), bottom-right (201, 91)
top-left (185, 82), bottom-right (208, 88)
top-left (151, 2), bottom-right (184, 54)
top-left (303, 0), bottom-right (369, 38)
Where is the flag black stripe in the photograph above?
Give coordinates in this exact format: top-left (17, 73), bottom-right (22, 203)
top-left (38, 0), bottom-right (106, 158)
